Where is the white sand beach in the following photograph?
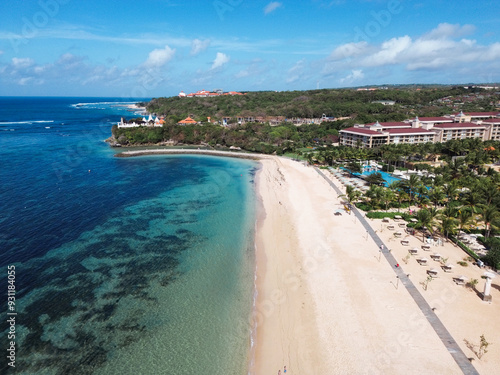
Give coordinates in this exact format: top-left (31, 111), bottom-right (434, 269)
top-left (115, 150), bottom-right (499, 374)
top-left (253, 156), bottom-right (500, 374)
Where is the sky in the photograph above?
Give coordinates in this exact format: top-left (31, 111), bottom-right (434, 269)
top-left (1, 0), bottom-right (500, 97)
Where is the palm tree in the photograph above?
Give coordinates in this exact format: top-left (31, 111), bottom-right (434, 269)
top-left (444, 182), bottom-right (459, 203)
top-left (415, 208), bottom-right (433, 242)
top-left (346, 160), bottom-right (362, 176)
top-left (479, 205), bottom-right (500, 238)
top-left (462, 190), bottom-right (483, 215)
top-left (364, 172), bottom-right (385, 186)
top-left (457, 208), bottom-right (474, 232)
top-left (344, 185), bottom-right (361, 205)
top-left (428, 186), bottom-right (446, 208)
top-left (402, 175), bottom-right (422, 205)
top-left (440, 204), bottom-right (459, 220)
top-left (366, 185), bottom-right (385, 210)
top-left (380, 189), bottom-right (395, 212)
top-left (438, 216), bottom-right (458, 240)
top-left (415, 185), bottom-right (430, 208)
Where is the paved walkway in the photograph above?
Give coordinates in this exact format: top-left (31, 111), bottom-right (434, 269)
top-left (315, 167), bottom-right (479, 375)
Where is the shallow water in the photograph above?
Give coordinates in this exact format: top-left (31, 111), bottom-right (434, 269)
top-left (0, 98), bottom-right (256, 374)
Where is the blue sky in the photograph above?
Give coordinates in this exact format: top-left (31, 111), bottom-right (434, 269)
top-left (1, 0), bottom-right (499, 97)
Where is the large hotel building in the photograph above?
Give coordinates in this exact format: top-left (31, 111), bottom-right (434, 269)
top-left (339, 112), bottom-right (500, 148)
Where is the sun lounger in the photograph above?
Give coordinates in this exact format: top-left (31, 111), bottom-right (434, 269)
top-left (430, 253), bottom-right (441, 261)
top-left (401, 240), bottom-right (410, 246)
top-left (382, 218), bottom-right (390, 223)
top-left (421, 245), bottom-right (431, 251)
top-left (442, 264), bottom-right (453, 272)
top-left (387, 225), bottom-right (395, 230)
top-left (427, 269), bottom-right (439, 278)
top-left (409, 248), bottom-right (418, 254)
top-left (398, 223), bottom-right (407, 228)
top-left (453, 276), bottom-right (467, 285)
top-left (417, 258), bottom-right (428, 265)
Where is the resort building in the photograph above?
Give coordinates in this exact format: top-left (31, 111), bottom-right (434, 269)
top-left (178, 89), bottom-right (244, 98)
top-left (340, 121), bottom-right (436, 148)
top-left (475, 118), bottom-right (500, 141)
top-left (339, 112), bottom-right (500, 148)
top-left (117, 114), bottom-right (164, 128)
top-left (432, 122), bottom-right (489, 142)
top-left (177, 117), bottom-right (198, 125)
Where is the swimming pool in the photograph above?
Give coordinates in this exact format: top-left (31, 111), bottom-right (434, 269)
top-left (339, 166), bottom-right (403, 187)
top-left (360, 170), bottom-right (402, 186)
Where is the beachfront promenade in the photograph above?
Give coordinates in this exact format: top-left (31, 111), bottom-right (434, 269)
top-left (315, 167), bottom-right (479, 375)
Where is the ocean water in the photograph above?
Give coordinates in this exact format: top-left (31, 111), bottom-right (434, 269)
top-left (0, 97), bottom-right (257, 374)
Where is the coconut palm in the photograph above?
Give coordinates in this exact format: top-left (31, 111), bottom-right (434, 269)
top-left (457, 208), bottom-right (474, 232)
top-left (415, 185), bottom-right (430, 208)
top-left (380, 189), bottom-right (396, 212)
top-left (428, 186), bottom-right (446, 208)
top-left (440, 204), bottom-right (459, 220)
top-left (462, 190), bottom-right (483, 215)
top-left (415, 208), bottom-right (433, 242)
top-left (364, 172), bottom-right (386, 186)
top-left (344, 185), bottom-right (361, 205)
top-left (366, 185), bottom-right (385, 210)
top-left (346, 160), bottom-right (362, 176)
top-left (444, 182), bottom-right (459, 203)
top-left (438, 216), bottom-right (458, 239)
top-left (479, 205), bottom-right (500, 238)
top-left (402, 174), bottom-right (422, 205)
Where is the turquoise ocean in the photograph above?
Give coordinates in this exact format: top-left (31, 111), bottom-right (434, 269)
top-left (0, 97), bottom-right (257, 374)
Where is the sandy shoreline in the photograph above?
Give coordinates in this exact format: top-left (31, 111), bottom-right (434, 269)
top-left (114, 149), bottom-right (265, 160)
top-left (113, 150), bottom-right (498, 374)
top-left (252, 157), bottom-right (494, 374)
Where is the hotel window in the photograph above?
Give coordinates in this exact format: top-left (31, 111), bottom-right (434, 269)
top-left (409, 136), bottom-right (415, 143)
top-left (393, 136), bottom-right (400, 144)
top-left (446, 132), bottom-right (452, 140)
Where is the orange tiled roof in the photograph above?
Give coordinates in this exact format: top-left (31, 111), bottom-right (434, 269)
top-left (178, 117), bottom-right (197, 124)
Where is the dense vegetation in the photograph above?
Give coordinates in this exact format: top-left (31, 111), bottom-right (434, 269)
top-left (112, 86), bottom-right (500, 268)
top-left (146, 85), bottom-right (499, 125)
top-left (338, 152), bottom-right (500, 269)
top-left (115, 86), bottom-right (500, 153)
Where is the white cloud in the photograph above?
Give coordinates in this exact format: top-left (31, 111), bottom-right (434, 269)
top-left (191, 39), bottom-right (210, 56)
top-left (324, 23), bottom-right (500, 78)
top-left (329, 41), bottom-right (369, 60)
top-left (12, 57), bottom-right (35, 68)
top-left (264, 2), bottom-right (282, 15)
top-left (339, 69), bottom-right (364, 84)
top-left (422, 23), bottom-right (475, 40)
top-left (18, 77), bottom-right (33, 85)
top-left (362, 36), bottom-right (412, 66)
top-left (211, 52), bottom-right (230, 70)
top-left (235, 69), bottom-right (250, 78)
top-left (144, 45), bottom-right (175, 68)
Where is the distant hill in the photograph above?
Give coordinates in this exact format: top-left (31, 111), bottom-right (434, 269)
top-left (145, 86), bottom-right (498, 125)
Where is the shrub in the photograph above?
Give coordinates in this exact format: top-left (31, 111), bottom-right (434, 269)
top-left (355, 202), bottom-right (373, 211)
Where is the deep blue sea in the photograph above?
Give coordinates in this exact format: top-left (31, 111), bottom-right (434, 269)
top-left (0, 97), bottom-right (257, 374)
